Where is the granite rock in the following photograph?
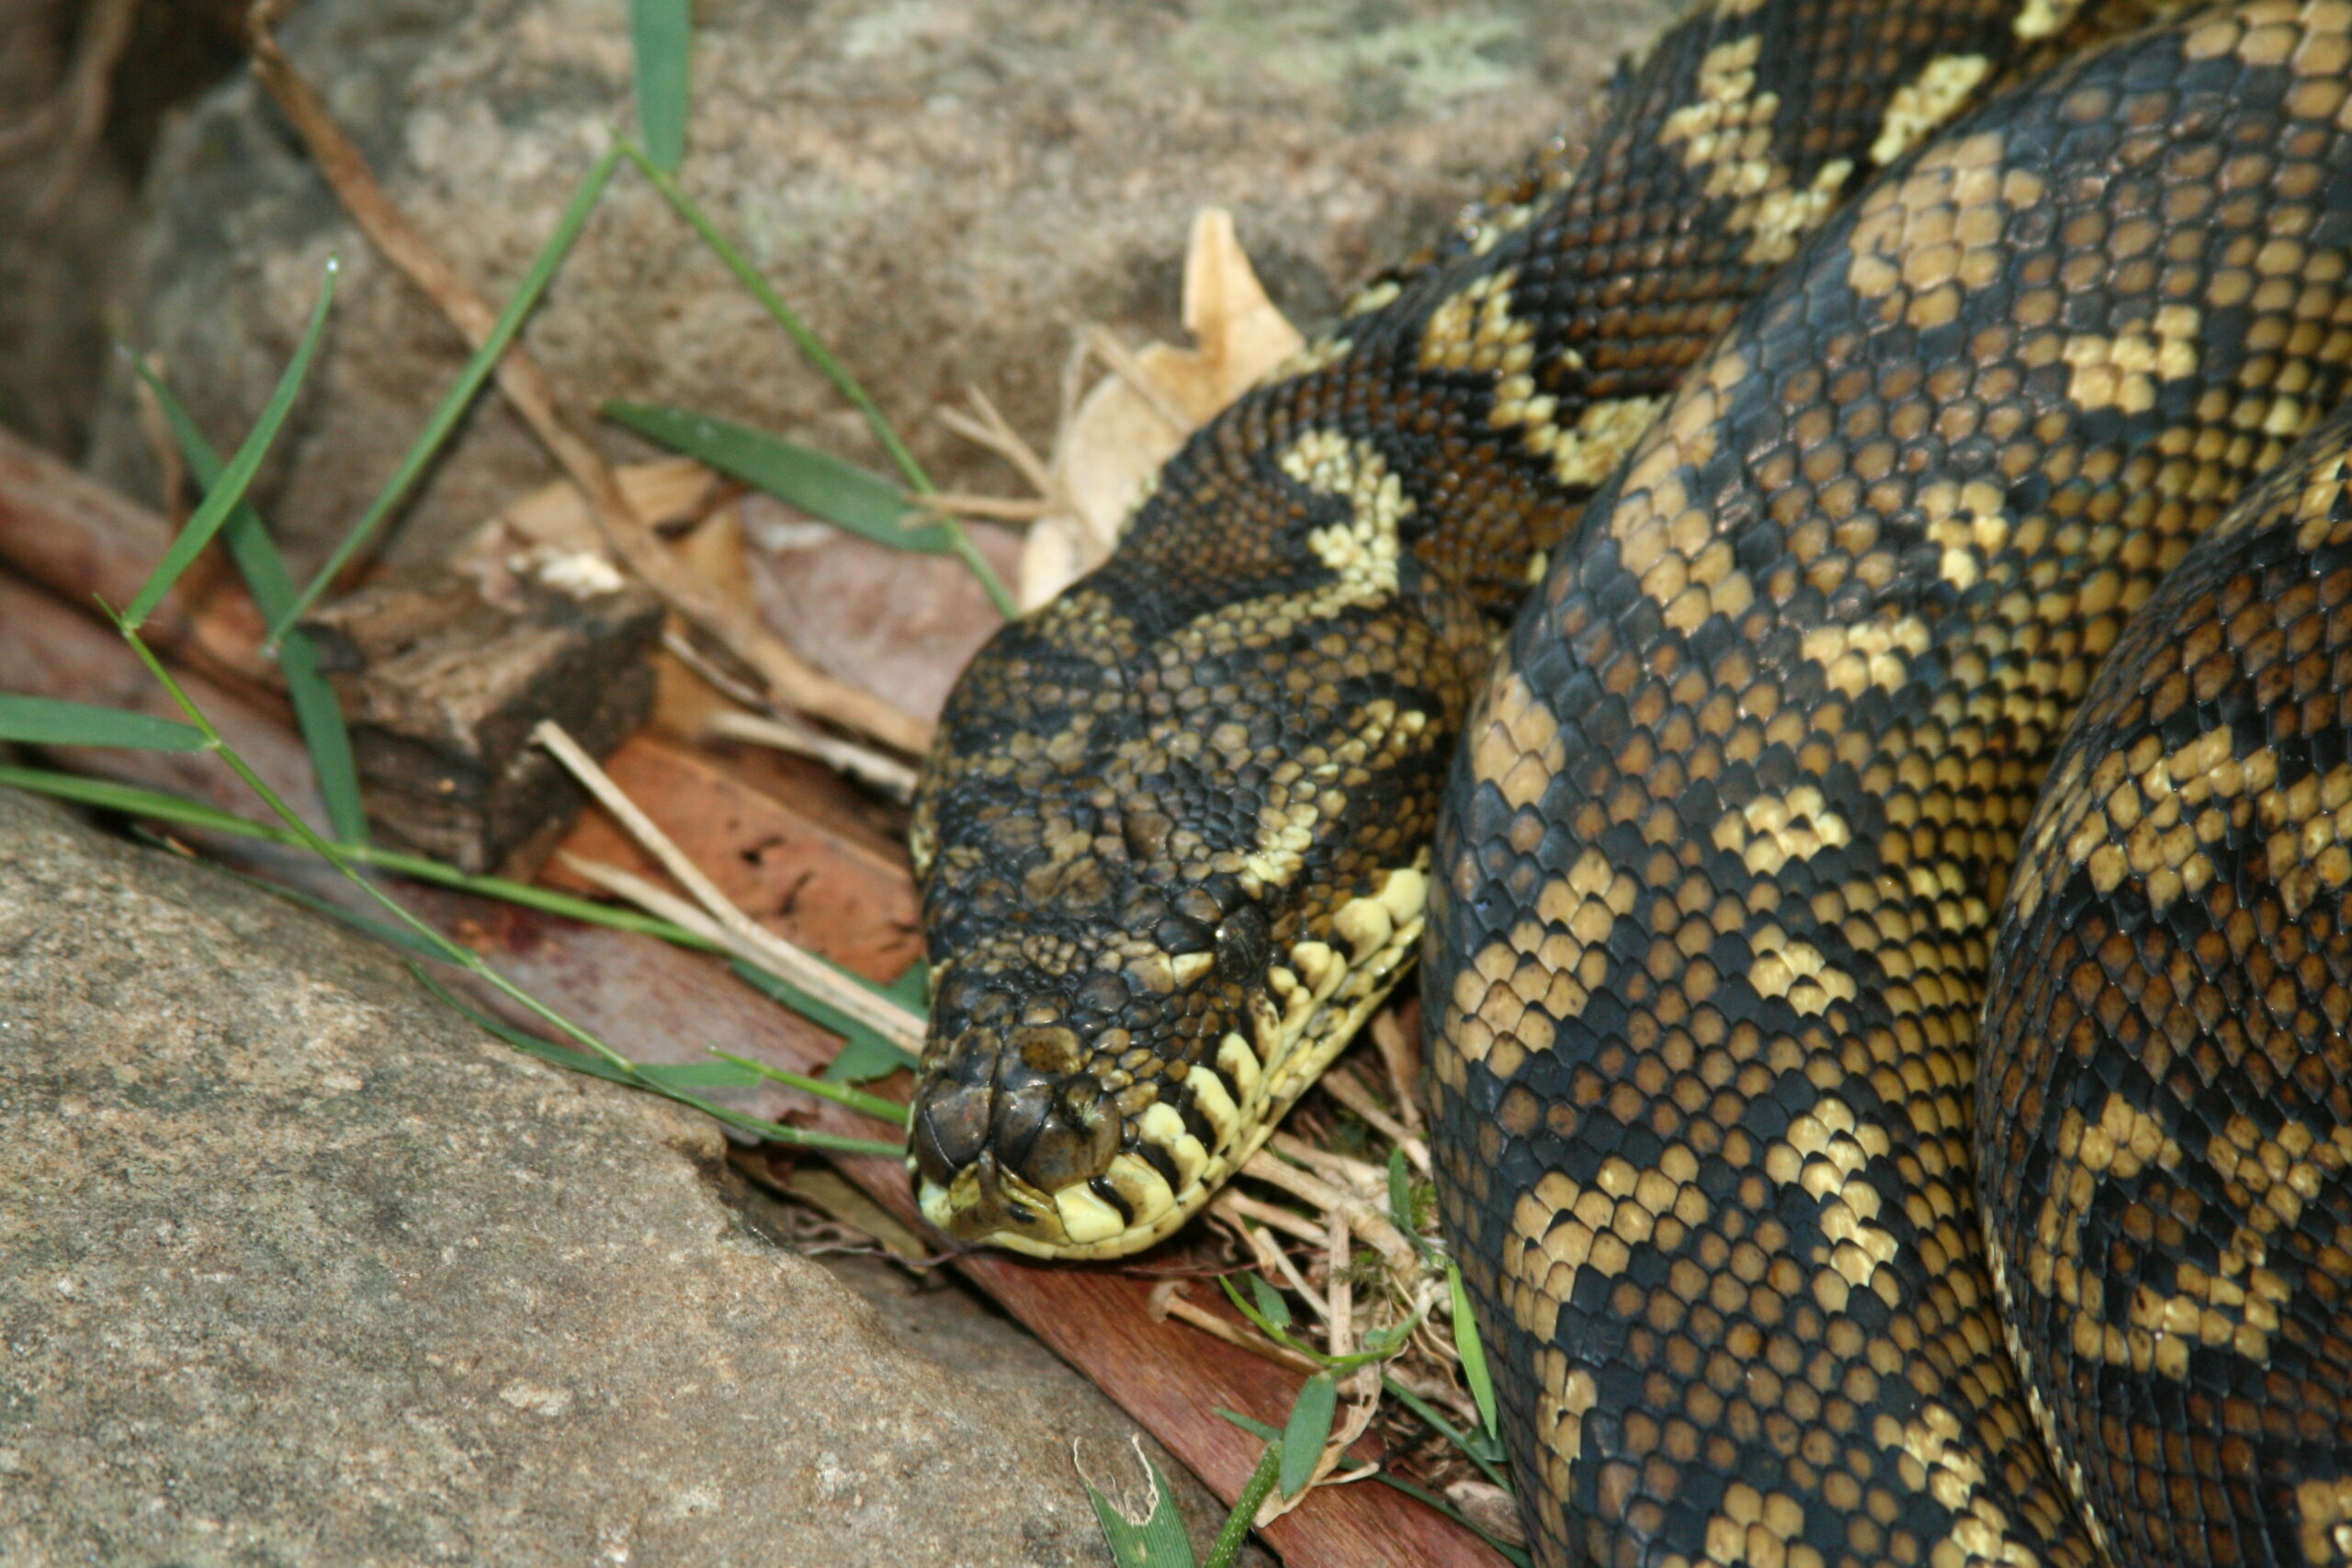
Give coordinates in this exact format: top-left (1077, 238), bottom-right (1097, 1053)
top-left (0, 786), bottom-right (1240, 1566)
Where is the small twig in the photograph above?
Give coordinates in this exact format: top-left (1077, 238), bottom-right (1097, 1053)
top-left (1326, 1210), bottom-right (1356, 1363)
top-left (1209, 1186), bottom-right (1328, 1247)
top-left (1270, 1131), bottom-right (1388, 1200)
top-left (1082, 324), bottom-right (1194, 435)
top-left (1242, 1149), bottom-right (1418, 1275)
top-left (1370, 1009), bottom-right (1427, 1138)
top-left (557, 852), bottom-right (730, 945)
top-left (910, 490), bottom-right (1052, 524)
top-left (533, 719), bottom-right (922, 1054)
top-left (1257, 1228), bottom-right (1334, 1325)
top-left (1320, 1064), bottom-right (1430, 1177)
top-left (705, 709), bottom-right (919, 802)
top-left (1152, 1288), bottom-right (1323, 1377)
top-left (940, 384), bottom-right (1057, 498)
top-left (28, 0), bottom-right (137, 218)
top-left (660, 625), bottom-right (771, 709)
top-left (129, 356), bottom-right (190, 530)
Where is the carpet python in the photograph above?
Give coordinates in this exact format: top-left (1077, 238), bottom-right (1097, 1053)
top-left (907, 0), bottom-right (2352, 1561)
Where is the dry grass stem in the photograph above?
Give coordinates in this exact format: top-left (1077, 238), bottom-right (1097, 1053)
top-left (1325, 1211), bottom-right (1355, 1360)
top-left (1258, 1228), bottom-right (1334, 1325)
top-left (1082, 325), bottom-right (1195, 435)
top-left (1239, 1150), bottom-right (1418, 1274)
top-left (556, 851), bottom-right (730, 944)
top-left (914, 491), bottom-right (1052, 523)
top-left (244, 1), bottom-right (929, 755)
top-left (1311, 1067), bottom-right (1431, 1177)
top-left (534, 720), bottom-right (922, 1053)
top-left (706, 710), bottom-right (918, 801)
top-left (25, 0), bottom-right (136, 216)
top-left (1369, 1010), bottom-right (1427, 1137)
top-left (936, 385), bottom-right (1060, 500)
top-left (1269, 1132), bottom-right (1389, 1199)
top-left (660, 626), bottom-right (771, 709)
top-left (1209, 1186), bottom-right (1327, 1246)
top-left (1153, 1290), bottom-right (1323, 1377)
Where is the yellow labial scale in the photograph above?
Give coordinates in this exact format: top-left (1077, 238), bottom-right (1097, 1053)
top-left (1136, 1101), bottom-right (1207, 1191)
top-left (1100, 1151), bottom-right (1179, 1229)
top-left (1186, 1062), bottom-right (1239, 1145)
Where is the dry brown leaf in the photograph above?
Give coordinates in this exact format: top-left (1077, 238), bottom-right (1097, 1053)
top-left (1020, 209), bottom-right (1305, 608)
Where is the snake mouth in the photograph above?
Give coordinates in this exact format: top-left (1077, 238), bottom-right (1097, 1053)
top-left (904, 863), bottom-right (1436, 1258)
top-left (910, 1149), bottom-right (1213, 1258)
top-left (906, 1029), bottom-right (1227, 1258)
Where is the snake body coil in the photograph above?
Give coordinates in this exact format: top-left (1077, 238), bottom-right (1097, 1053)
top-left (910, 0), bottom-right (2352, 1561)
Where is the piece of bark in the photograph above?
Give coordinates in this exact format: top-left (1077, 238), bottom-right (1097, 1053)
top-left (300, 570), bottom-right (664, 873)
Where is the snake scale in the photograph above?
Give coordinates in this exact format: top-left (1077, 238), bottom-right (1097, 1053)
top-left (905, 0), bottom-right (2352, 1561)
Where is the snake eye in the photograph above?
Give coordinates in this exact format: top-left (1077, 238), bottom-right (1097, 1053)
top-left (1214, 904), bottom-right (1272, 984)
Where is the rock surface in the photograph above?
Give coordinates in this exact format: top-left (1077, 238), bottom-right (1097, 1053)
top-left (85, 0), bottom-right (1671, 574)
top-left (0, 786), bottom-right (1245, 1566)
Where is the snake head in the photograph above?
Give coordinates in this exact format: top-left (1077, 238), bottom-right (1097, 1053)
top-left (902, 584), bottom-right (1459, 1257)
top-left (904, 874), bottom-right (1297, 1258)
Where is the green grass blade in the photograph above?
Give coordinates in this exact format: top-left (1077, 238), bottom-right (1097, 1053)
top-left (820, 964), bottom-right (927, 1080)
top-left (633, 1059), bottom-right (763, 1089)
top-left (1249, 1274), bottom-right (1292, 1331)
top-left (729, 957), bottom-right (921, 1079)
top-left (603, 400), bottom-right (951, 551)
top-left (628, 0), bottom-right (692, 173)
top-left (1278, 1372), bottom-right (1337, 1498)
top-left (882, 961), bottom-right (927, 1011)
top-left (130, 360), bottom-right (368, 844)
top-left (0, 764), bottom-right (721, 949)
top-left (613, 141), bottom-right (1017, 617)
top-left (1083, 1452), bottom-right (1200, 1568)
top-left (1204, 1443), bottom-right (1283, 1568)
top-left (273, 143), bottom-right (626, 643)
top-left (1214, 1408), bottom-right (1281, 1443)
top-left (706, 1047), bottom-right (910, 1126)
top-left (125, 258), bottom-right (339, 631)
top-left (1448, 1262), bottom-right (1500, 1443)
top-left (0, 764), bottom-right (287, 834)
top-left (0, 695), bottom-right (206, 751)
top-left (406, 962), bottom-right (903, 1157)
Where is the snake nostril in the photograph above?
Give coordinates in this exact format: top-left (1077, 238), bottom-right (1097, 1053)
top-left (1012, 1023), bottom-right (1083, 1073)
top-left (910, 1077), bottom-right (992, 1186)
top-left (1154, 915), bottom-right (1216, 956)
